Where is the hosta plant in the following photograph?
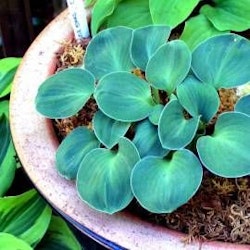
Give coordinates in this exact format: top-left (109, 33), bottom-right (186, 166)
top-left (88, 0), bottom-right (250, 50)
top-left (36, 25), bottom-right (250, 214)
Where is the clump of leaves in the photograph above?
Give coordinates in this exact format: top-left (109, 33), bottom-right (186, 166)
top-left (89, 0), bottom-right (250, 49)
top-left (36, 25), bottom-right (250, 214)
top-left (0, 189), bottom-right (81, 249)
top-left (0, 57), bottom-right (21, 197)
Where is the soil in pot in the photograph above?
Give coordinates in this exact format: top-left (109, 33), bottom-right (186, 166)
top-left (49, 38), bottom-right (250, 246)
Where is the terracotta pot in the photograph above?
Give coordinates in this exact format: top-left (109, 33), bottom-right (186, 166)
top-left (10, 10), bottom-right (249, 250)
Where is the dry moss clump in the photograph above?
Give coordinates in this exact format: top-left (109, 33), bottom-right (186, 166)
top-left (128, 172), bottom-right (250, 244)
top-left (53, 39), bottom-right (250, 245)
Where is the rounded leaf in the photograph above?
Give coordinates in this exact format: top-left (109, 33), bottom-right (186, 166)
top-left (146, 40), bottom-right (191, 94)
top-left (85, 26), bottom-right (134, 80)
top-left (131, 25), bottom-right (171, 70)
top-left (95, 72), bottom-right (155, 122)
top-left (133, 119), bottom-right (169, 158)
top-left (56, 127), bottom-right (100, 179)
top-left (192, 34), bottom-right (250, 89)
top-left (76, 137), bottom-right (140, 214)
top-left (159, 99), bottom-right (200, 150)
top-left (177, 75), bottom-right (220, 123)
top-left (93, 110), bottom-right (130, 148)
top-left (197, 112), bottom-right (250, 177)
top-left (36, 68), bottom-right (95, 118)
top-left (149, 104), bottom-right (164, 125)
top-left (235, 95), bottom-right (250, 116)
top-left (131, 150), bottom-right (203, 213)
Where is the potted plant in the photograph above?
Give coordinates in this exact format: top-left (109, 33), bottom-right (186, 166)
top-left (10, 1), bottom-right (250, 249)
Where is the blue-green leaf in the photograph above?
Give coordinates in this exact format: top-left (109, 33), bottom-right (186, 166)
top-left (56, 127), bottom-right (100, 179)
top-left (235, 95), bottom-right (250, 116)
top-left (197, 112), bottom-right (250, 177)
top-left (95, 72), bottom-right (155, 122)
top-left (93, 110), bottom-right (130, 148)
top-left (149, 0), bottom-right (199, 28)
top-left (200, 0), bottom-right (250, 32)
top-left (85, 27), bottom-right (134, 80)
top-left (76, 137), bottom-right (140, 214)
top-left (36, 68), bottom-right (95, 118)
top-left (192, 34), bottom-right (250, 89)
top-left (149, 104), bottom-right (164, 125)
top-left (131, 25), bottom-right (171, 71)
top-left (133, 119), bottom-right (169, 158)
top-left (0, 233), bottom-right (32, 250)
top-left (0, 189), bottom-right (52, 247)
top-left (131, 150), bottom-right (203, 213)
top-left (106, 0), bottom-right (153, 29)
top-left (146, 40), bottom-right (191, 94)
top-left (0, 57), bottom-right (21, 98)
top-left (36, 215), bottom-right (81, 250)
top-left (177, 75), bottom-right (220, 123)
top-left (158, 99), bottom-right (200, 150)
top-left (180, 14), bottom-right (228, 51)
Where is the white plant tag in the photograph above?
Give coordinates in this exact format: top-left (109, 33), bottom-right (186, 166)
top-left (66, 0), bottom-right (90, 39)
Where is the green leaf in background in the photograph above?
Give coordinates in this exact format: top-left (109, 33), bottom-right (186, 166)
top-left (177, 75), bottom-right (220, 123)
top-left (95, 72), bottom-right (155, 122)
top-left (35, 68), bottom-right (95, 118)
top-left (0, 140), bottom-right (16, 197)
top-left (131, 25), bottom-right (171, 71)
top-left (197, 112), bottom-right (250, 177)
top-left (235, 95), bottom-right (250, 116)
top-left (0, 100), bottom-right (9, 118)
top-left (146, 40), bottom-right (191, 94)
top-left (192, 34), bottom-right (250, 89)
top-left (84, 0), bottom-right (97, 8)
top-left (36, 215), bottom-right (81, 250)
top-left (0, 189), bottom-right (52, 247)
top-left (200, 0), bottom-right (250, 32)
top-left (85, 26), bottom-right (134, 80)
top-left (149, 0), bottom-right (199, 28)
top-left (158, 99), bottom-right (200, 150)
top-left (106, 0), bottom-right (153, 30)
top-left (0, 57), bottom-right (21, 98)
top-left (76, 137), bottom-right (140, 214)
top-left (0, 233), bottom-right (32, 250)
top-left (90, 0), bottom-right (120, 35)
top-left (0, 101), bottom-right (17, 197)
top-left (180, 14), bottom-right (227, 51)
top-left (0, 114), bottom-right (10, 166)
top-left (93, 110), bottom-right (130, 148)
top-left (131, 150), bottom-right (203, 213)
top-left (56, 127), bottom-right (100, 180)
top-left (133, 119), bottom-right (169, 158)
